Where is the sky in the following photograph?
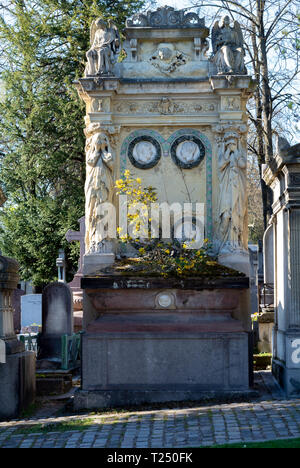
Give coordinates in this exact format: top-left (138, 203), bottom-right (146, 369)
top-left (157, 0), bottom-right (193, 8)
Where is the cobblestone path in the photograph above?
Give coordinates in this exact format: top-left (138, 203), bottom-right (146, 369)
top-left (0, 373), bottom-right (299, 448)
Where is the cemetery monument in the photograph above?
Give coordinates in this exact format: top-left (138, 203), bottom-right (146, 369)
top-left (73, 6), bottom-right (256, 409)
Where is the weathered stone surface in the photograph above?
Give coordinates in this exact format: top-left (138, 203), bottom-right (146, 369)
top-left (74, 6), bottom-right (255, 276)
top-left (0, 351), bottom-right (36, 419)
top-left (12, 289), bottom-right (25, 334)
top-left (36, 372), bottom-right (72, 397)
top-left (74, 6), bottom-right (255, 409)
top-left (75, 276), bottom-right (252, 408)
top-left (263, 141), bottom-right (300, 396)
top-left (38, 282), bottom-right (73, 361)
top-left (0, 256), bottom-right (36, 419)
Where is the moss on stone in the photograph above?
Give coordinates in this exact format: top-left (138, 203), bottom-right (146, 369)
top-left (111, 257), bottom-right (245, 279)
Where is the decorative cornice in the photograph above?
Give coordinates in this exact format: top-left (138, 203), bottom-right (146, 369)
top-left (126, 6), bottom-right (206, 29)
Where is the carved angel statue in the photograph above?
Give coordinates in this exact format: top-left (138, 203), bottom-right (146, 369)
top-left (85, 132), bottom-right (114, 251)
top-left (212, 16), bottom-right (247, 75)
top-left (85, 18), bottom-right (120, 76)
top-left (217, 133), bottom-right (247, 252)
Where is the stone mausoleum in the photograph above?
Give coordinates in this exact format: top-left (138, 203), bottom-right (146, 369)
top-left (74, 6), bottom-right (256, 409)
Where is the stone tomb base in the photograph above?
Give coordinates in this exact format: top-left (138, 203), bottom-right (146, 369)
top-left (0, 348), bottom-right (36, 419)
top-left (74, 276), bottom-right (252, 410)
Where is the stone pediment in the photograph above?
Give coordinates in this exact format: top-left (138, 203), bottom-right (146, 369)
top-left (126, 6), bottom-right (205, 29)
top-left (121, 8), bottom-right (210, 79)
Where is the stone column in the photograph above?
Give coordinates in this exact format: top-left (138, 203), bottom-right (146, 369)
top-left (263, 141), bottom-right (300, 396)
top-left (0, 256), bottom-right (36, 418)
top-left (0, 256), bottom-right (23, 353)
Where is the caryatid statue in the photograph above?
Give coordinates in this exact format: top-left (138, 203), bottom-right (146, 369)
top-left (85, 18), bottom-right (120, 76)
top-left (85, 131), bottom-right (114, 252)
top-left (212, 16), bottom-right (247, 75)
top-left (217, 132), bottom-right (247, 252)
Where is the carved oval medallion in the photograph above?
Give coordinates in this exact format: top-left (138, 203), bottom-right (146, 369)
top-left (157, 293), bottom-right (173, 308)
top-left (128, 136), bottom-right (162, 169)
top-left (171, 135), bottom-right (205, 169)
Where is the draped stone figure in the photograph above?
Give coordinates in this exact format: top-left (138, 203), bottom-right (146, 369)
top-left (212, 16), bottom-right (247, 75)
top-left (85, 132), bottom-right (114, 252)
top-left (217, 133), bottom-right (247, 252)
top-left (85, 18), bottom-right (120, 76)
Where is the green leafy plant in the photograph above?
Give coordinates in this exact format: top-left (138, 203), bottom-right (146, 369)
top-left (115, 172), bottom-right (243, 279)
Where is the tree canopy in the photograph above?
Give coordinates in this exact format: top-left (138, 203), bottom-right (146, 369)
top-left (0, 0), bottom-right (145, 289)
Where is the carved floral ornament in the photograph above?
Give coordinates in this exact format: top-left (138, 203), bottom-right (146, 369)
top-left (126, 6), bottom-right (205, 28)
top-left (212, 122), bottom-right (247, 136)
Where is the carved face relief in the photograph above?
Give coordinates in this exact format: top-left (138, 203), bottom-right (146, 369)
top-left (171, 136), bottom-right (205, 169)
top-left (128, 136), bottom-right (162, 169)
top-left (133, 141), bottom-right (157, 164)
top-left (176, 140), bottom-right (200, 165)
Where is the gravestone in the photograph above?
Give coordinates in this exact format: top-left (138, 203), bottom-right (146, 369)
top-left (21, 294), bottom-right (42, 332)
top-left (12, 288), bottom-right (25, 334)
top-left (38, 282), bottom-right (73, 364)
top-left (263, 139), bottom-right (300, 396)
top-left (74, 6), bottom-right (256, 409)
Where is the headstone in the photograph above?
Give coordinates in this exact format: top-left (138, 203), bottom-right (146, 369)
top-left (38, 282), bottom-right (73, 363)
top-left (12, 288), bottom-right (25, 334)
top-left (21, 294), bottom-right (42, 332)
top-left (263, 140), bottom-right (300, 396)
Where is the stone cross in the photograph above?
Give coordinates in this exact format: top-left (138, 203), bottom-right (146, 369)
top-left (65, 216), bottom-right (85, 277)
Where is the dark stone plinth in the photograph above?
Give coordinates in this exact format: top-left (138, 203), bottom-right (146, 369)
top-left (38, 282), bottom-right (73, 361)
top-left (0, 351), bottom-right (36, 420)
top-left (74, 275), bottom-right (252, 409)
top-left (74, 387), bottom-right (258, 411)
top-left (81, 275), bottom-right (249, 290)
top-left (36, 371), bottom-right (72, 396)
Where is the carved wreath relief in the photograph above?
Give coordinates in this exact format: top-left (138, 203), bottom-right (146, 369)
top-left (149, 43), bottom-right (189, 75)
